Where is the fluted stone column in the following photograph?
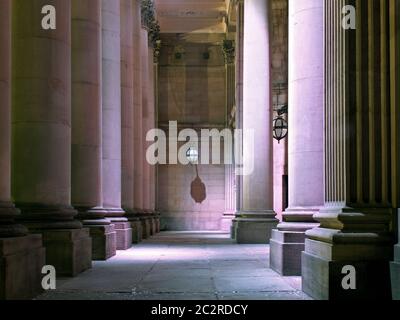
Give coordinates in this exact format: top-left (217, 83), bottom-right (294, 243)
top-left (233, 0), bottom-right (278, 244)
top-left (121, 0), bottom-right (134, 216)
top-left (133, 8), bottom-right (145, 241)
top-left (270, 0), bottom-right (322, 276)
top-left (12, 0), bottom-right (92, 277)
top-left (148, 46), bottom-right (157, 235)
top-left (222, 40), bottom-right (236, 233)
top-left (0, 0), bottom-right (45, 299)
top-left (127, 0), bottom-right (143, 243)
top-left (302, 0), bottom-right (394, 300)
top-left (71, 0), bottom-right (116, 261)
top-left (102, 0), bottom-right (132, 250)
top-left (390, 0), bottom-right (400, 301)
top-left (139, 27), bottom-right (152, 239)
top-left (232, 0), bottom-right (244, 240)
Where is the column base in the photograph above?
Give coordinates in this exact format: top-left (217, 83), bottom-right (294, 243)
top-left (128, 217), bottom-right (142, 244)
top-left (87, 224), bottom-right (117, 261)
top-left (270, 229), bottom-right (306, 276)
top-left (155, 213), bottom-right (161, 233)
top-left (106, 208), bottom-right (132, 250)
top-left (139, 215), bottom-right (151, 239)
top-left (221, 211), bottom-right (235, 233)
top-left (107, 218), bottom-right (132, 250)
top-left (233, 211), bottom-right (278, 244)
top-left (0, 234), bottom-right (45, 300)
top-left (391, 244), bottom-right (400, 300)
top-left (270, 208), bottom-right (319, 276)
top-left (40, 228), bottom-right (92, 277)
top-left (302, 239), bottom-right (393, 300)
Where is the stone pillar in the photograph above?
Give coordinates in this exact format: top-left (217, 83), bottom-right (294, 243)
top-left (127, 0), bottom-right (143, 243)
top-left (232, 0), bottom-right (244, 240)
top-left (233, 0), bottom-right (278, 244)
top-left (71, 0), bottom-right (116, 261)
top-left (102, 0), bottom-right (132, 250)
top-left (0, 0), bottom-right (45, 299)
top-left (222, 40), bottom-right (236, 233)
top-left (139, 27), bottom-right (151, 239)
top-left (121, 0), bottom-right (135, 216)
top-left (390, 0), bottom-right (400, 301)
top-left (302, 0), bottom-right (394, 300)
top-left (270, 0), bottom-right (322, 276)
top-left (12, 0), bottom-right (92, 277)
top-left (148, 46), bottom-right (157, 235)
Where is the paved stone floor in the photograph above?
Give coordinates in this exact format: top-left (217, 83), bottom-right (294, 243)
top-left (37, 231), bottom-right (311, 300)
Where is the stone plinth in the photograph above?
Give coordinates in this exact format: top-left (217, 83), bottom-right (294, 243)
top-left (270, 229), bottom-right (307, 276)
top-left (41, 228), bottom-right (92, 277)
top-left (270, 209), bottom-right (319, 276)
top-left (234, 211), bottom-right (278, 244)
top-left (140, 216), bottom-right (152, 240)
top-left (391, 244), bottom-right (400, 299)
top-left (107, 217), bottom-right (132, 250)
top-left (86, 223), bottom-right (116, 260)
top-left (128, 217), bottom-right (142, 244)
top-left (302, 241), bottom-right (392, 300)
top-left (0, 235), bottom-right (45, 300)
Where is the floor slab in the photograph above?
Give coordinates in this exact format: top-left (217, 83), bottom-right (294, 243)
top-left (37, 231), bottom-right (311, 300)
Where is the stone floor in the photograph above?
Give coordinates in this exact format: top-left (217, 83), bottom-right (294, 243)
top-left (37, 231), bottom-right (311, 300)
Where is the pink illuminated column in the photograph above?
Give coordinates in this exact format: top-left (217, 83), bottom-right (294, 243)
top-left (234, 0), bottom-right (278, 244)
top-left (128, 0), bottom-right (144, 243)
top-left (102, 0), bottom-right (132, 249)
top-left (121, 0), bottom-right (135, 215)
top-left (12, 0), bottom-right (91, 277)
top-left (148, 46), bottom-right (157, 214)
top-left (134, 22), bottom-right (144, 215)
top-left (270, 0), bottom-right (323, 276)
top-left (71, 0), bottom-right (116, 261)
top-left (141, 28), bottom-right (150, 213)
top-left (0, 3), bottom-right (45, 300)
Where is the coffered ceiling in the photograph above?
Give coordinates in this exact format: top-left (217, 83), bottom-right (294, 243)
top-left (154, 0), bottom-right (230, 33)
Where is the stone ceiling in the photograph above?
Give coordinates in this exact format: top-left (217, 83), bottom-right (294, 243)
top-left (154, 0), bottom-right (230, 34)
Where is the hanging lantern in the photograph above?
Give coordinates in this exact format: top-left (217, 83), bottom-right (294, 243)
top-left (273, 115), bottom-right (288, 143)
top-left (186, 147), bottom-right (199, 164)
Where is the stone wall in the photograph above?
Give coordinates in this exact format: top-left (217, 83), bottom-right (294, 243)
top-left (157, 34), bottom-right (226, 231)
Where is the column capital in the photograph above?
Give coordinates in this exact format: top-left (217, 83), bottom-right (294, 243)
top-left (141, 0), bottom-right (160, 48)
top-left (222, 39), bottom-right (235, 64)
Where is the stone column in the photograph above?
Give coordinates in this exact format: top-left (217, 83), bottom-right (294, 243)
top-left (270, 0), bottom-right (322, 276)
top-left (148, 45), bottom-right (157, 235)
top-left (232, 0), bottom-right (244, 240)
top-left (12, 0), bottom-right (92, 277)
top-left (302, 0), bottom-right (394, 300)
top-left (121, 0), bottom-right (135, 216)
top-left (133, 11), bottom-right (145, 240)
top-left (139, 27), bottom-right (152, 239)
top-left (127, 0), bottom-right (143, 243)
top-left (0, 0), bottom-right (45, 299)
top-left (102, 0), bottom-right (132, 250)
top-left (71, 0), bottom-right (116, 261)
top-left (390, 0), bottom-right (400, 301)
top-left (222, 40), bottom-right (236, 232)
top-left (233, 0), bottom-right (278, 244)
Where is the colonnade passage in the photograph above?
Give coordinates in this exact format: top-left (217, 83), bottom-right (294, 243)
top-left (0, 0), bottom-right (399, 301)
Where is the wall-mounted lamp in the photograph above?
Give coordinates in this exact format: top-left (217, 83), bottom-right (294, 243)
top-left (272, 83), bottom-right (288, 144)
top-left (273, 114), bottom-right (288, 143)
